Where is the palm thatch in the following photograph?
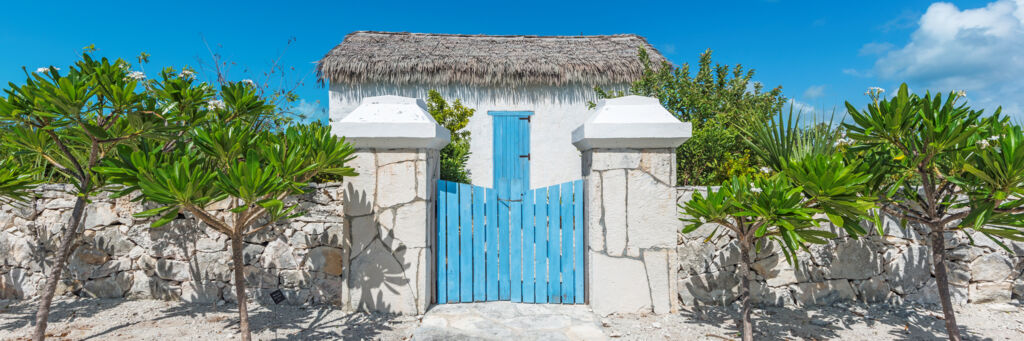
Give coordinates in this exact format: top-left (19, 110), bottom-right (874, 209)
top-left (317, 31), bottom-right (666, 87)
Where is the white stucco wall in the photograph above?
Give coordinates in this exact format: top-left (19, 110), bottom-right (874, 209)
top-left (329, 83), bottom-right (629, 189)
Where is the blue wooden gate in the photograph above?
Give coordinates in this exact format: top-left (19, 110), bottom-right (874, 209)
top-left (436, 179), bottom-right (584, 304)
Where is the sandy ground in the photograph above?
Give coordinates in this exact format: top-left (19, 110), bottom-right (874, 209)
top-left (601, 301), bottom-right (1024, 341)
top-left (0, 298), bottom-right (420, 340)
top-left (2, 298), bottom-right (1024, 340)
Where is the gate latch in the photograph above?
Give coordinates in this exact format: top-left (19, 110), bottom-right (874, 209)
top-left (520, 153), bottom-right (531, 160)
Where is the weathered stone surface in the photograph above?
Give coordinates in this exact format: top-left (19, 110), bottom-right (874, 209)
top-left (642, 249), bottom-right (672, 314)
top-left (602, 169), bottom-right (627, 256)
top-left (590, 253), bottom-right (650, 315)
top-left (971, 253), bottom-right (1012, 282)
top-left (626, 170), bottom-right (675, 249)
top-left (280, 270), bottom-right (311, 288)
top-left (92, 227), bottom-right (135, 256)
top-left (793, 280), bottom-right (856, 306)
top-left (242, 243), bottom-right (264, 265)
top-left (82, 272), bottom-right (131, 298)
top-left (590, 150), bottom-right (641, 170)
top-left (342, 153), bottom-right (376, 217)
top-left (677, 269), bottom-right (740, 306)
top-left (155, 259), bottom-right (190, 282)
top-left (855, 277), bottom-right (891, 303)
top-left (308, 246), bottom-right (345, 276)
top-left (261, 239), bottom-right (299, 269)
top-left (970, 282), bottom-right (1012, 303)
top-left (585, 176), bottom-right (604, 253)
top-left (393, 201), bottom-right (428, 248)
top-left (826, 239), bottom-right (882, 280)
top-left (377, 161), bottom-right (418, 207)
top-left (885, 245), bottom-right (932, 295)
top-left (180, 280), bottom-right (221, 303)
top-left (348, 239), bottom-right (416, 314)
top-left (84, 202), bottom-right (118, 229)
top-left (349, 215), bottom-right (377, 256)
top-left (76, 246), bottom-right (110, 265)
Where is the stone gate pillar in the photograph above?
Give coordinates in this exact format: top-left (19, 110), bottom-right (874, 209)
top-left (572, 96), bottom-right (691, 315)
top-left (332, 95), bottom-right (449, 314)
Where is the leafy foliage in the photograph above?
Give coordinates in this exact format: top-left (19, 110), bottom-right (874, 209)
top-left (680, 108), bottom-right (874, 340)
top-left (426, 90), bottom-right (474, 183)
top-left (843, 83), bottom-right (1023, 340)
top-left (96, 81), bottom-right (357, 341)
top-left (0, 157), bottom-right (40, 203)
top-left (595, 48), bottom-right (787, 185)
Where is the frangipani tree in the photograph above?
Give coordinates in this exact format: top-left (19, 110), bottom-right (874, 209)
top-left (843, 84), bottom-right (1024, 341)
top-left (97, 98), bottom-right (357, 340)
top-left (680, 111), bottom-right (875, 341)
top-left (0, 55), bottom-right (209, 341)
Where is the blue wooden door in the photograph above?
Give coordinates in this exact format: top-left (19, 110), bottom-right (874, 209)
top-left (492, 112), bottom-right (531, 201)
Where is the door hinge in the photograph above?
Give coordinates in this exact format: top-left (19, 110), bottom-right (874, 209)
top-left (519, 116), bottom-right (531, 122)
top-left (520, 153), bottom-right (531, 160)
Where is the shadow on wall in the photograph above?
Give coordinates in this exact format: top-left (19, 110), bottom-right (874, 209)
top-left (343, 180), bottom-right (415, 314)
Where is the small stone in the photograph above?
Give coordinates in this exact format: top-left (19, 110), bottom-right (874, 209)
top-left (308, 246), bottom-right (344, 276)
top-left (651, 322), bottom-right (662, 329)
top-left (810, 318), bottom-right (829, 327)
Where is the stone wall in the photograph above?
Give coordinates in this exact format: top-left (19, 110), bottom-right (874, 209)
top-left (676, 187), bottom-right (1024, 308)
top-left (0, 148), bottom-right (437, 315)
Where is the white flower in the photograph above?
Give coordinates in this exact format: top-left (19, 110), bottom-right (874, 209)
top-left (833, 137), bottom-right (854, 148)
top-left (126, 71), bottom-right (146, 81)
top-left (954, 90), bottom-right (967, 98)
top-left (865, 86), bottom-right (885, 96)
top-left (35, 67), bottom-right (59, 73)
top-left (699, 216), bottom-right (707, 224)
top-left (241, 79), bottom-right (255, 86)
top-left (750, 187), bottom-right (763, 194)
top-left (977, 139), bottom-right (990, 149)
top-left (759, 166), bottom-right (772, 174)
top-left (987, 135), bottom-right (1002, 141)
top-left (207, 99), bottom-right (225, 110)
top-left (179, 69), bottom-right (195, 78)
top-left (118, 63), bottom-right (130, 70)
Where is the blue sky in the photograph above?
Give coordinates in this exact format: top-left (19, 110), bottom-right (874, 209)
top-left (2, 0), bottom-right (1021, 122)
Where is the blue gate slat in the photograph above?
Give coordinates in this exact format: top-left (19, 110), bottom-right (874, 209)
top-left (437, 180), bottom-right (448, 303)
top-left (560, 182), bottom-right (573, 302)
top-left (573, 180), bottom-right (585, 304)
top-left (459, 183), bottom-right (473, 302)
top-left (510, 179), bottom-right (523, 302)
top-left (534, 187), bottom-right (548, 303)
top-left (485, 188), bottom-right (498, 300)
top-left (547, 184), bottom-right (561, 303)
top-left (498, 180), bottom-right (510, 300)
top-left (522, 189), bottom-right (535, 303)
top-left (473, 185), bottom-right (486, 301)
top-left (446, 181), bottom-right (460, 300)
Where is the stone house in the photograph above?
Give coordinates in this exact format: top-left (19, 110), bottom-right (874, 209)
top-left (317, 31), bottom-right (666, 189)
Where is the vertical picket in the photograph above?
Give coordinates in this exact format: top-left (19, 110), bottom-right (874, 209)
top-left (473, 186), bottom-right (486, 301)
top-left (498, 183), bottom-right (510, 300)
top-left (522, 189), bottom-right (535, 303)
top-left (534, 187), bottom-right (548, 303)
top-left (445, 181), bottom-right (460, 300)
top-left (510, 179), bottom-right (523, 302)
top-left (560, 182), bottom-right (573, 302)
top-left (458, 183), bottom-right (472, 302)
top-left (437, 180), bottom-right (448, 303)
top-left (547, 184), bottom-right (561, 303)
top-left (573, 180), bottom-right (585, 304)
top-left (485, 188), bottom-right (498, 300)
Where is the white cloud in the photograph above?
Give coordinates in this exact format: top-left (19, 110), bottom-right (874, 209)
top-left (873, 0), bottom-right (1024, 117)
top-left (842, 68), bottom-right (872, 78)
top-left (291, 99), bottom-right (327, 123)
top-left (803, 85), bottom-right (827, 99)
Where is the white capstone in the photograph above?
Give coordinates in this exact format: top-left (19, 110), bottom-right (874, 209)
top-left (572, 96), bottom-right (691, 151)
top-left (331, 96), bottom-right (450, 149)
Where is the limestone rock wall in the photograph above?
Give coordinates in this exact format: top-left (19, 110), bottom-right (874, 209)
top-left (0, 148), bottom-right (436, 315)
top-left (676, 187), bottom-right (1024, 308)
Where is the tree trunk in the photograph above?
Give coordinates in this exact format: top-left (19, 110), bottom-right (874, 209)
top-left (929, 227), bottom-right (961, 341)
top-left (737, 239), bottom-right (755, 341)
top-left (230, 235), bottom-right (252, 341)
top-left (32, 196), bottom-right (87, 341)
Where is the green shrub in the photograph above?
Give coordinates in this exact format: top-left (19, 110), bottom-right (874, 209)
top-left (426, 90), bottom-right (474, 183)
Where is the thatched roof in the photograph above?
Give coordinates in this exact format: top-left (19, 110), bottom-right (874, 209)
top-left (317, 31), bottom-right (666, 87)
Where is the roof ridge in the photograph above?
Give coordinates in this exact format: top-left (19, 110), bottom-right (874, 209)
top-left (344, 31), bottom-right (647, 40)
